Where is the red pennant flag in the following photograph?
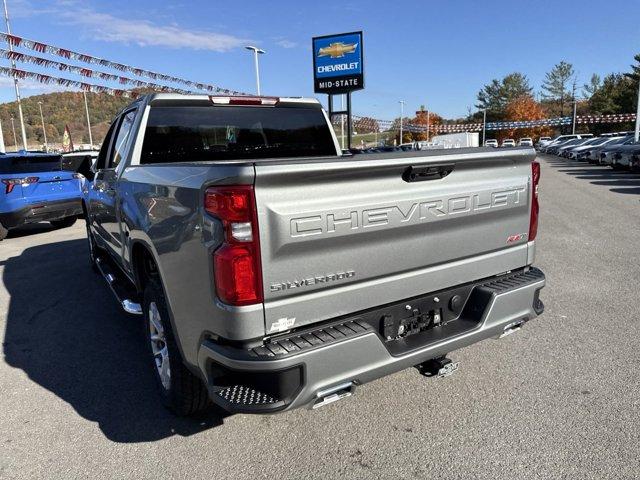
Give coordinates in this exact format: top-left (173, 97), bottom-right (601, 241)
top-left (62, 124), bottom-right (74, 153)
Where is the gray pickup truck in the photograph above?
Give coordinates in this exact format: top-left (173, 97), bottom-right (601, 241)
top-left (85, 93), bottom-right (545, 416)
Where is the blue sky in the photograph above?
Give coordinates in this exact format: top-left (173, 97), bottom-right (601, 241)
top-left (1, 0), bottom-right (639, 119)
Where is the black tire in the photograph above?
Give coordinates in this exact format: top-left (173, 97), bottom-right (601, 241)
top-left (143, 280), bottom-right (210, 416)
top-left (50, 216), bottom-right (77, 228)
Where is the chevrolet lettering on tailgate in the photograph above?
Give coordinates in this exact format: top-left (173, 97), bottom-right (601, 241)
top-left (290, 185), bottom-right (527, 238)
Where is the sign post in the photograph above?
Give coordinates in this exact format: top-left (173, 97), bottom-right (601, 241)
top-left (312, 31), bottom-right (364, 151)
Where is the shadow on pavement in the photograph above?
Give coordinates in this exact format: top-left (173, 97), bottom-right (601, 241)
top-left (6, 222), bottom-right (58, 239)
top-left (542, 156), bottom-right (640, 195)
top-left (2, 238), bottom-right (227, 443)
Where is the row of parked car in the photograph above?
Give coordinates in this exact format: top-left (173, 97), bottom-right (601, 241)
top-left (537, 132), bottom-right (640, 171)
top-left (484, 138), bottom-right (534, 148)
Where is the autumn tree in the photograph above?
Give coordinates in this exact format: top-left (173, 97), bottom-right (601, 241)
top-left (411, 107), bottom-right (442, 141)
top-left (499, 95), bottom-right (553, 141)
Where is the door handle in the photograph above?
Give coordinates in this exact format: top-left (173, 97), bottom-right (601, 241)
top-left (93, 180), bottom-right (115, 194)
top-left (402, 164), bottom-right (455, 182)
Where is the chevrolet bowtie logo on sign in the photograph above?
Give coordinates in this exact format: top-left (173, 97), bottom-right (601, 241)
top-left (317, 42), bottom-right (358, 58)
top-left (312, 31), bottom-right (364, 94)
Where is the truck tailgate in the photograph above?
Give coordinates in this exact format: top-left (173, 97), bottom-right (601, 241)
top-left (254, 148), bottom-right (536, 334)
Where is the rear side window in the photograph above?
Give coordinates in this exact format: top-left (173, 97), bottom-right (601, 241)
top-left (0, 155), bottom-right (62, 174)
top-left (140, 106), bottom-right (336, 163)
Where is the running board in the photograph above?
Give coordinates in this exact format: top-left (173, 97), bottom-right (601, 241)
top-left (95, 257), bottom-right (143, 315)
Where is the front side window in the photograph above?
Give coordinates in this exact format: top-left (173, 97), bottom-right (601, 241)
top-left (109, 110), bottom-right (137, 169)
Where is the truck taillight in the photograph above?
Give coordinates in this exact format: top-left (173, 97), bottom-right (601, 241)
top-left (205, 186), bottom-right (263, 306)
top-left (209, 96), bottom-right (279, 106)
top-left (1, 176), bottom-right (38, 194)
top-left (529, 161), bottom-right (540, 241)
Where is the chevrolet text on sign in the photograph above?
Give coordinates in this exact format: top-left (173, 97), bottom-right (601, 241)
top-left (312, 31), bottom-right (364, 94)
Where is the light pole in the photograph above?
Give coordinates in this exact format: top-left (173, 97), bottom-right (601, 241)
top-left (38, 101), bottom-right (48, 152)
top-left (10, 115), bottom-right (17, 151)
top-left (399, 100), bottom-right (405, 145)
top-left (634, 80), bottom-right (640, 143)
top-left (3, 0), bottom-right (27, 150)
top-left (341, 95), bottom-right (345, 149)
top-left (245, 46), bottom-right (265, 96)
top-left (482, 108), bottom-right (487, 146)
top-left (0, 119), bottom-right (5, 153)
top-left (427, 110), bottom-right (430, 142)
top-left (83, 91), bottom-right (93, 148)
top-left (572, 100), bottom-right (577, 135)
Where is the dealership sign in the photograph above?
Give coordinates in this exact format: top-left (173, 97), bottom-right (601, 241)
top-left (312, 31), bottom-right (364, 94)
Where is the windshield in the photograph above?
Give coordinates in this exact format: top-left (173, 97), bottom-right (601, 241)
top-left (608, 136), bottom-right (632, 146)
top-left (141, 105), bottom-right (337, 163)
top-left (588, 138), bottom-right (610, 146)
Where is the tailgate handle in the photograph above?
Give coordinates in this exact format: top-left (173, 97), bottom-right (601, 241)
top-left (402, 164), bottom-right (454, 182)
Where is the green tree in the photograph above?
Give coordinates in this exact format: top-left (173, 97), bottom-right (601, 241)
top-left (624, 53), bottom-right (640, 82)
top-left (582, 74), bottom-right (601, 99)
top-left (588, 73), bottom-right (636, 114)
top-left (541, 61), bottom-right (575, 117)
top-left (476, 73), bottom-right (533, 119)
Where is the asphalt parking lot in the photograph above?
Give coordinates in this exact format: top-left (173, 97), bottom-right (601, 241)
top-left (1, 154), bottom-right (639, 479)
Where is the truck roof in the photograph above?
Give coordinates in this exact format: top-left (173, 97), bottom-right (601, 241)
top-left (136, 93), bottom-right (322, 108)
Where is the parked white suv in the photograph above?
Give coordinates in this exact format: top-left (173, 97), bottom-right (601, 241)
top-left (518, 137), bottom-right (533, 147)
top-left (501, 139), bottom-right (516, 147)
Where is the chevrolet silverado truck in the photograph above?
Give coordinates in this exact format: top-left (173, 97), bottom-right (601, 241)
top-left (84, 93), bottom-right (545, 416)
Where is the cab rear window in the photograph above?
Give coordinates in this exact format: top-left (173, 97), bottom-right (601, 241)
top-left (141, 106), bottom-right (337, 163)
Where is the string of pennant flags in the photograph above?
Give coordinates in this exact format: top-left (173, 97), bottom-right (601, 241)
top-left (0, 61), bottom-right (635, 131)
top-left (577, 113), bottom-right (637, 124)
top-left (0, 50), bottom-right (197, 95)
top-left (0, 31), bottom-right (245, 95)
top-left (351, 113), bottom-right (637, 134)
top-left (0, 66), bottom-right (145, 98)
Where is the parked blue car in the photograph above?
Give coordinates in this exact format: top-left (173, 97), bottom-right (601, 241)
top-left (0, 151), bottom-right (83, 240)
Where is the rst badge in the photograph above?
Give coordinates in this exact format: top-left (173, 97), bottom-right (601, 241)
top-left (507, 233), bottom-right (528, 243)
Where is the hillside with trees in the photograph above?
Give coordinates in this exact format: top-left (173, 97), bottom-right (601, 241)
top-left (0, 91), bottom-right (131, 150)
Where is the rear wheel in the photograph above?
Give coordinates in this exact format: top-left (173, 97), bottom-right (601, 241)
top-left (50, 216), bottom-right (77, 228)
top-left (143, 279), bottom-right (210, 416)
